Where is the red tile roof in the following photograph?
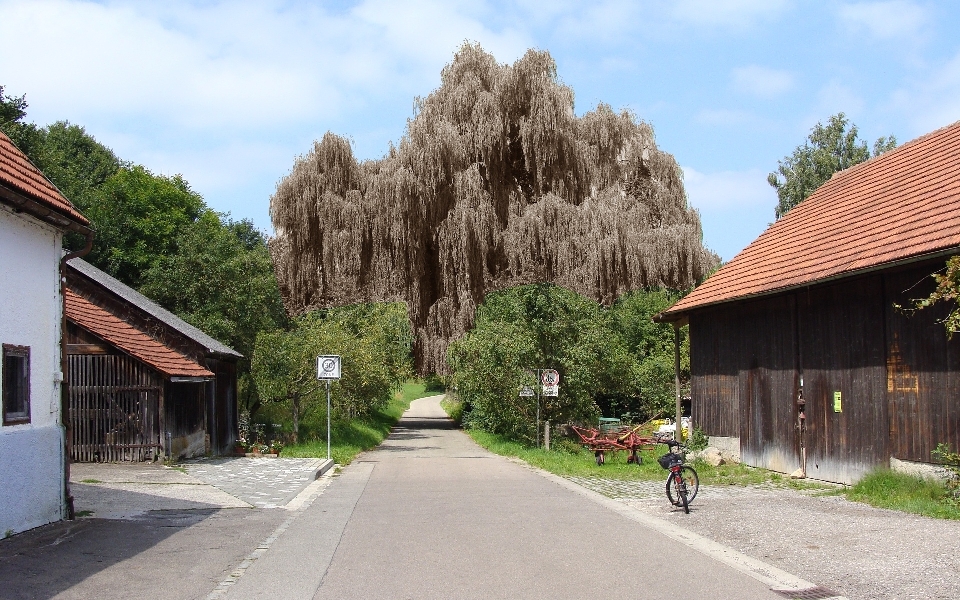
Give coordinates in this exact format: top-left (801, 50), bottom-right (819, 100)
top-left (663, 120), bottom-right (960, 318)
top-left (0, 130), bottom-right (89, 226)
top-left (65, 288), bottom-right (213, 379)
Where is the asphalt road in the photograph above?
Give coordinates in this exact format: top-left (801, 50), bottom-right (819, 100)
top-left (1, 397), bottom-right (837, 599)
top-left (224, 396), bottom-right (809, 600)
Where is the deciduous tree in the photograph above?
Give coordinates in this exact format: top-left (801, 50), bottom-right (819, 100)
top-left (768, 113), bottom-right (896, 219)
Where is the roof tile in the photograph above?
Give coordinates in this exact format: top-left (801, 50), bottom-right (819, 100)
top-left (665, 120), bottom-right (960, 316)
top-left (0, 130), bottom-right (89, 225)
top-left (65, 288), bottom-right (213, 379)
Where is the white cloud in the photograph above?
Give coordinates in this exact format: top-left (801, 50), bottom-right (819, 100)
top-left (682, 167), bottom-right (775, 210)
top-left (0, 0), bottom-right (531, 135)
top-left (838, 1), bottom-right (929, 39)
top-left (670, 0), bottom-right (790, 27)
top-left (731, 65), bottom-right (794, 98)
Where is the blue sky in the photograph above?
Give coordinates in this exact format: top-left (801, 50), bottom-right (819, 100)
top-left (2, 0), bottom-right (959, 261)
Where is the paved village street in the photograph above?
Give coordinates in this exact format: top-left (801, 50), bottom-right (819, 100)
top-left (2, 396), bottom-right (958, 599)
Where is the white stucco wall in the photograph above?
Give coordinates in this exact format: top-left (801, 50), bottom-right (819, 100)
top-left (0, 205), bottom-right (65, 536)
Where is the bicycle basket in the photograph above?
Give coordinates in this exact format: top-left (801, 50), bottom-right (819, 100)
top-left (658, 453), bottom-right (682, 470)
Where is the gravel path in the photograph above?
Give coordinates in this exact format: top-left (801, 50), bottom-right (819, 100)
top-left (566, 475), bottom-right (960, 600)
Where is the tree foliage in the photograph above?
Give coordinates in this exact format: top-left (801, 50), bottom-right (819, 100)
top-left (141, 211), bottom-right (288, 367)
top-left (251, 304), bottom-right (412, 441)
top-left (905, 256), bottom-right (960, 339)
top-left (270, 44), bottom-right (718, 373)
top-left (448, 284), bottom-right (687, 442)
top-left (768, 113), bottom-right (897, 219)
top-left (2, 84), bottom-right (287, 381)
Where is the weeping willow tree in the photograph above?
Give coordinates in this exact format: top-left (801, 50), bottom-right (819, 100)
top-left (271, 44), bottom-right (718, 373)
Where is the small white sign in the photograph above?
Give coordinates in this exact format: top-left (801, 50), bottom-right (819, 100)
top-left (317, 355), bottom-right (342, 380)
top-left (543, 384), bottom-right (559, 397)
top-left (519, 386), bottom-right (535, 397)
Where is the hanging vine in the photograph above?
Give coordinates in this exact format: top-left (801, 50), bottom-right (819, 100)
top-left (270, 44), bottom-right (718, 373)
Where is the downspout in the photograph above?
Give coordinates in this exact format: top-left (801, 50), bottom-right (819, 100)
top-left (59, 229), bottom-right (94, 520)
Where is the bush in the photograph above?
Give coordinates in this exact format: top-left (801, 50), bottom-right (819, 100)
top-left (932, 443), bottom-right (960, 504)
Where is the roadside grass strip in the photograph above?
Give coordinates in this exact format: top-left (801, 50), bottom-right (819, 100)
top-left (281, 381), bottom-right (436, 465)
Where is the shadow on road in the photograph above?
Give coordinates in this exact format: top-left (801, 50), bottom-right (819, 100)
top-left (0, 487), bottom-right (219, 600)
top-left (392, 416), bottom-right (456, 430)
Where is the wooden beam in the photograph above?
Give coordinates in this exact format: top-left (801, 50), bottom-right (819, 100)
top-left (66, 343), bottom-right (110, 355)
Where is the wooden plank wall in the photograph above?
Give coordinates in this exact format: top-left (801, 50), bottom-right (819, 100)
top-left (68, 354), bottom-right (163, 462)
top-left (738, 293), bottom-right (800, 475)
top-left (884, 265), bottom-right (960, 463)
top-left (690, 258), bottom-right (960, 483)
top-left (207, 359), bottom-right (237, 454)
top-left (690, 309), bottom-right (740, 436)
top-left (799, 276), bottom-right (887, 484)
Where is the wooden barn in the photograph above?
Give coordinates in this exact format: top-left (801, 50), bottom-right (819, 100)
top-left (657, 121), bottom-right (960, 484)
top-left (64, 258), bottom-right (242, 461)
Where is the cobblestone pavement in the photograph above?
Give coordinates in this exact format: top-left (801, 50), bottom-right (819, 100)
top-left (563, 473), bottom-right (960, 600)
top-left (183, 457), bottom-right (326, 508)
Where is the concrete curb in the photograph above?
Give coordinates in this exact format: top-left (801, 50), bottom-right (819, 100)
top-left (314, 458), bottom-right (335, 478)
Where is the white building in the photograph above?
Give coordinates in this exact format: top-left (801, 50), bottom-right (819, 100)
top-left (0, 131), bottom-right (91, 535)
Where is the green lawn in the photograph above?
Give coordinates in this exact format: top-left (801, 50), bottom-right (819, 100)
top-left (280, 381), bottom-right (437, 465)
top-left (467, 428), bottom-right (960, 519)
top-left (465, 428), bottom-right (817, 488)
top-left (847, 470), bottom-right (960, 520)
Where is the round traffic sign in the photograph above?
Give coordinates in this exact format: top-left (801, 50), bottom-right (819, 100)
top-left (541, 369), bottom-right (560, 386)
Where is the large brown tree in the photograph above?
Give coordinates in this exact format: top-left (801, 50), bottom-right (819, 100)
top-left (270, 44), bottom-right (717, 372)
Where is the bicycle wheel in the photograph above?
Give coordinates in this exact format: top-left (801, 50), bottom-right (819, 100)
top-left (666, 466), bottom-right (699, 506)
top-left (665, 471), bottom-right (689, 512)
top-left (681, 466), bottom-right (699, 503)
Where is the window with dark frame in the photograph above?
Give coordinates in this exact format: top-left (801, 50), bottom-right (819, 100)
top-left (2, 344), bottom-right (30, 425)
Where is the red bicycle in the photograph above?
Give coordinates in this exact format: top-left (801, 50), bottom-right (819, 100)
top-left (658, 440), bottom-right (699, 513)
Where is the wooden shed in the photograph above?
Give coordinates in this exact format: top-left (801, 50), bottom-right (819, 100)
top-left (64, 258), bottom-right (242, 461)
top-left (658, 121), bottom-right (960, 484)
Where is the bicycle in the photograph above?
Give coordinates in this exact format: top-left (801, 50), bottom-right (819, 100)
top-left (657, 440), bottom-right (699, 513)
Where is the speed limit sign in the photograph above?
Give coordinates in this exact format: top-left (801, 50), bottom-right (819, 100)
top-left (317, 355), bottom-right (342, 380)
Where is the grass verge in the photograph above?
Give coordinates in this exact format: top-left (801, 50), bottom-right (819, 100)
top-left (281, 381), bottom-right (436, 465)
top-left (846, 470), bottom-right (960, 519)
top-left (465, 428), bottom-right (822, 489)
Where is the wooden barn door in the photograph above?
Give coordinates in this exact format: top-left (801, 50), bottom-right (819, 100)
top-left (798, 277), bottom-right (888, 484)
top-left (738, 295), bottom-right (801, 475)
top-left (68, 355), bottom-right (163, 462)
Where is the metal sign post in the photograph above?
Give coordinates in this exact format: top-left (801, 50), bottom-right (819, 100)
top-left (317, 355), bottom-right (342, 460)
top-left (524, 369), bottom-right (560, 448)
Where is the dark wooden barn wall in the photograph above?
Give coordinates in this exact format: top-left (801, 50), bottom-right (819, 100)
top-left (691, 295), bottom-right (800, 474)
top-left (205, 359), bottom-right (237, 454)
top-left (798, 276), bottom-right (887, 483)
top-left (690, 258), bottom-right (960, 483)
top-left (690, 311), bottom-right (740, 437)
top-left (68, 354), bottom-right (163, 462)
top-left (884, 266), bottom-right (960, 462)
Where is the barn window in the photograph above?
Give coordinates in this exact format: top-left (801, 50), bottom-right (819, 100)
top-left (2, 344), bottom-right (30, 425)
